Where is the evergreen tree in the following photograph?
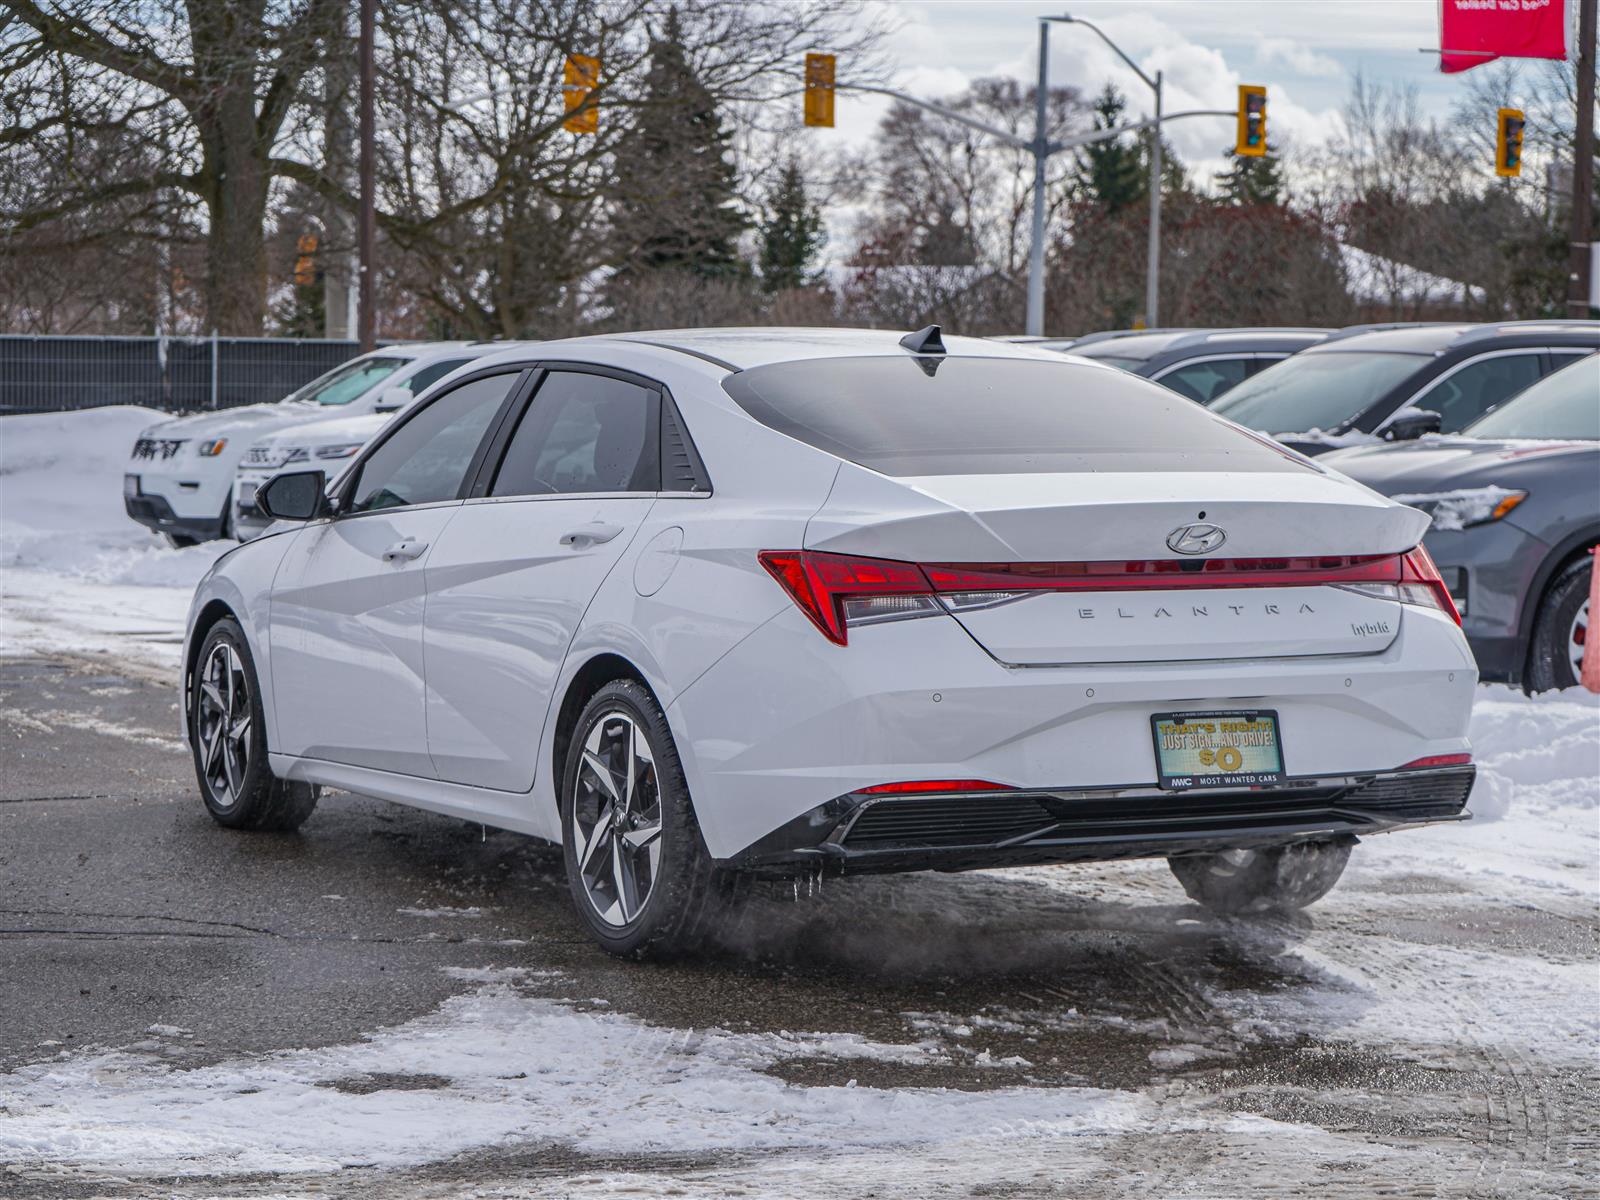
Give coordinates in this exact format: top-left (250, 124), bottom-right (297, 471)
top-left (1076, 83), bottom-right (1145, 213)
top-left (1215, 145), bottom-right (1286, 206)
top-left (758, 157), bottom-right (825, 291)
top-left (610, 9), bottom-right (749, 281)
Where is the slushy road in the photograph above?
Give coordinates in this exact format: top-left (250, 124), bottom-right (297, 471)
top-left (1, 652), bottom-right (1595, 1198)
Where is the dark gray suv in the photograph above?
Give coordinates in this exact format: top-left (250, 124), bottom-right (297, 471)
top-left (1322, 355), bottom-right (1597, 691)
top-left (1211, 322), bottom-right (1599, 454)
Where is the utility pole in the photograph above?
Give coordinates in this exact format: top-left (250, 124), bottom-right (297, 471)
top-left (357, 0), bottom-right (376, 352)
top-left (1146, 70), bottom-right (1163, 327)
top-left (1025, 21), bottom-right (1050, 338)
top-left (1568, 0), bottom-right (1596, 317)
top-left (324, 2), bottom-right (355, 341)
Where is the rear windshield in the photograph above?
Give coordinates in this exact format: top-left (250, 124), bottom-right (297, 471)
top-left (1210, 351), bottom-right (1423, 433)
top-left (1465, 355), bottom-right (1600, 440)
top-left (722, 355), bottom-right (1308, 476)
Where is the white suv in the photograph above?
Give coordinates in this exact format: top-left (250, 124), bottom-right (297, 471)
top-left (124, 343), bottom-right (494, 545)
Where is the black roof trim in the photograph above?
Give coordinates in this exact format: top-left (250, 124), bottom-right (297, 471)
top-left (615, 337), bottom-right (741, 372)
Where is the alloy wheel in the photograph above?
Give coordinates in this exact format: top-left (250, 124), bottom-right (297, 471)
top-left (197, 642), bottom-right (252, 806)
top-left (1569, 597), bottom-right (1589, 681)
top-left (572, 711), bottom-right (663, 927)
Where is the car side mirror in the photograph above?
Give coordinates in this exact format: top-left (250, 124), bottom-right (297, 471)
top-left (372, 386), bottom-right (411, 413)
top-left (1384, 408), bottom-right (1443, 441)
top-left (257, 470), bottom-right (331, 522)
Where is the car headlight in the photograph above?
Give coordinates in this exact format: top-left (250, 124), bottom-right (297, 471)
top-left (1394, 487), bottom-right (1528, 531)
top-left (315, 443), bottom-right (365, 460)
top-left (196, 438), bottom-right (228, 457)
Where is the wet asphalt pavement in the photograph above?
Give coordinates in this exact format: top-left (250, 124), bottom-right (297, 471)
top-left (1, 654), bottom-right (1595, 1198)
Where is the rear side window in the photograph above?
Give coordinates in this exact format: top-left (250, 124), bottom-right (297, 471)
top-left (722, 356), bottom-right (1307, 476)
top-left (491, 371), bottom-right (660, 496)
top-left (401, 358), bottom-right (471, 397)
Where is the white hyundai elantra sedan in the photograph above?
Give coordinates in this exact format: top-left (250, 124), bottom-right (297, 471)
top-left (181, 327), bottom-right (1478, 956)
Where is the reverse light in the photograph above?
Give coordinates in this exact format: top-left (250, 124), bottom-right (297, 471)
top-left (859, 779), bottom-right (1012, 794)
top-left (1393, 487), bottom-right (1527, 531)
top-left (196, 438), bottom-right (228, 456)
top-left (315, 442), bottom-right (365, 460)
top-left (1332, 547), bottom-right (1460, 624)
top-left (1397, 752), bottom-right (1472, 770)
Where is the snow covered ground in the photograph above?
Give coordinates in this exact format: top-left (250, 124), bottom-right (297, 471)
top-left (1, 407), bottom-right (1596, 1196)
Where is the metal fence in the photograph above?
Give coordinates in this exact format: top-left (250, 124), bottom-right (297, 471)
top-left (0, 335), bottom-right (366, 415)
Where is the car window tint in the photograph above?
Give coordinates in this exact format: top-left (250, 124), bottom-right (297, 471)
top-left (1211, 351), bottom-right (1424, 433)
top-left (287, 356), bottom-right (408, 406)
top-left (402, 358), bottom-right (471, 397)
top-left (1465, 354), bottom-right (1600, 440)
top-left (349, 374), bottom-right (516, 512)
top-left (1410, 354), bottom-right (1543, 433)
top-left (490, 372), bottom-right (660, 497)
top-left (1159, 358), bottom-right (1250, 405)
top-left (724, 356), bottom-right (1311, 476)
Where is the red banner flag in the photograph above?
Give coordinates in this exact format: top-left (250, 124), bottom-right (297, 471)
top-left (1440, 0), bottom-right (1570, 73)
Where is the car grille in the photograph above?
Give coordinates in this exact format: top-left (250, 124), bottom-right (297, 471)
top-left (243, 445), bottom-right (308, 467)
top-left (132, 437), bottom-right (185, 461)
top-left (838, 771), bottom-right (1475, 850)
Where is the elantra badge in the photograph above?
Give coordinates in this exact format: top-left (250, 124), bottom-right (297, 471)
top-left (1166, 522), bottom-right (1227, 555)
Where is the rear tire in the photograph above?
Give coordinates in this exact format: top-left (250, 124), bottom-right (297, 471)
top-left (190, 618), bottom-right (319, 831)
top-left (1525, 557), bottom-right (1591, 694)
top-left (560, 679), bottom-right (734, 957)
top-left (1168, 839), bottom-right (1352, 915)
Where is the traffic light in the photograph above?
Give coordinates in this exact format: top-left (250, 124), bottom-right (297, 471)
top-left (563, 53), bottom-right (600, 134)
top-left (1236, 85), bottom-right (1266, 157)
top-left (1495, 108), bottom-right (1525, 178)
top-left (804, 52), bottom-right (835, 128)
top-left (293, 233), bottom-right (317, 288)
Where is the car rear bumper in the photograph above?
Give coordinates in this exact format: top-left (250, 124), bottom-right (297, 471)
top-left (726, 766), bottom-right (1474, 874)
top-left (666, 604), bottom-right (1478, 861)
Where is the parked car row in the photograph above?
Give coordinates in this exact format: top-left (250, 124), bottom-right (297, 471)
top-left (128, 321), bottom-right (1596, 694)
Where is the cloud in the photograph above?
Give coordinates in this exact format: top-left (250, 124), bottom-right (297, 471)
top-left (1259, 37), bottom-right (1344, 79)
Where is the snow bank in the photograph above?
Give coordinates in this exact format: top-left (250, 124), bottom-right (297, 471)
top-left (1, 407), bottom-right (228, 664)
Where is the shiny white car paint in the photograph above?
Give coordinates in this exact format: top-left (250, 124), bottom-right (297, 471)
top-left (130, 343), bottom-right (490, 537)
top-left (183, 329), bottom-right (1478, 861)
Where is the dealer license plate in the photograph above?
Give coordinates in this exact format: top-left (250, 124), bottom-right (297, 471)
top-left (1150, 710), bottom-right (1284, 790)
top-left (123, 473), bottom-right (139, 498)
top-left (237, 482), bottom-right (257, 506)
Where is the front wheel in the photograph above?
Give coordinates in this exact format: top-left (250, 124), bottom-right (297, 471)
top-left (190, 618), bottom-right (318, 831)
top-left (1525, 557), bottom-right (1591, 693)
top-left (1168, 839), bottom-right (1352, 915)
top-left (560, 679), bottom-right (732, 957)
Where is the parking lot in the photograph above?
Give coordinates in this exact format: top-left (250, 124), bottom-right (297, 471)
top-left (2, 643), bottom-right (1596, 1197)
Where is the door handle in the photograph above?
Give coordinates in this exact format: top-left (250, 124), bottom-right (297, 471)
top-left (560, 523), bottom-right (624, 548)
top-left (382, 538), bottom-right (429, 562)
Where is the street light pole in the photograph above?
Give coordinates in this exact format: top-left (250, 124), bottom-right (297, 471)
top-left (1146, 70), bottom-right (1163, 326)
top-left (1026, 20), bottom-right (1051, 337)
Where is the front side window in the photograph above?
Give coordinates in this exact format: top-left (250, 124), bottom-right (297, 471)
top-left (724, 355), bottom-right (1310, 476)
top-left (1465, 355), bottom-right (1599, 440)
top-left (490, 371), bottom-right (660, 497)
top-left (400, 358), bottom-right (471, 398)
top-left (286, 356), bottom-right (409, 406)
top-left (1408, 353), bottom-right (1543, 433)
top-left (1158, 358), bottom-right (1251, 405)
top-left (1210, 351), bottom-right (1425, 433)
top-left (348, 374), bottom-right (517, 512)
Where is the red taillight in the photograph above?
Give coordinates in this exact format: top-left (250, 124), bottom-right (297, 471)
top-left (859, 779), bottom-right (1012, 794)
top-left (758, 550), bottom-right (931, 645)
top-left (1397, 752), bottom-right (1472, 770)
top-left (1399, 545), bottom-right (1461, 624)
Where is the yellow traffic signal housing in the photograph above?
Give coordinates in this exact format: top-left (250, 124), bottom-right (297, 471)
top-left (805, 52), bottom-right (835, 128)
top-left (1496, 108), bottom-right (1525, 178)
top-left (1236, 85), bottom-right (1266, 157)
top-left (563, 54), bottom-right (600, 134)
top-left (293, 232), bottom-right (318, 288)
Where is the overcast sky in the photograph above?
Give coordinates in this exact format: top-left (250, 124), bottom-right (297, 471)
top-left (825, 0), bottom-right (1507, 176)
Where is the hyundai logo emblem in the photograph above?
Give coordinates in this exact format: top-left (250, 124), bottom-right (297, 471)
top-left (1166, 522), bottom-right (1227, 555)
